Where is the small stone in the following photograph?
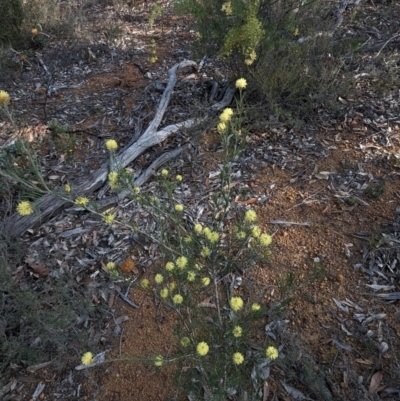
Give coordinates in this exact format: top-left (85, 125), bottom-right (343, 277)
top-left (337, 274), bottom-right (344, 282)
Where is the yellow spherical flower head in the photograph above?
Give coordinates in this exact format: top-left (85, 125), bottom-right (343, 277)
top-left (196, 342), bottom-right (209, 356)
top-left (251, 226), bottom-right (261, 238)
top-left (217, 122), bottom-right (227, 133)
top-left (219, 108), bottom-right (234, 123)
top-left (194, 223), bottom-right (203, 234)
top-left (105, 139), bottom-right (118, 152)
top-left (266, 346), bottom-right (279, 360)
top-left (169, 281), bottom-right (176, 291)
top-left (175, 204), bottom-right (184, 212)
top-left (160, 288), bottom-right (169, 299)
top-left (176, 174), bottom-right (183, 182)
top-left (244, 209), bottom-right (257, 223)
top-left (176, 256), bottom-right (188, 270)
top-left (251, 303), bottom-right (261, 312)
top-left (64, 184), bottom-right (72, 193)
top-left (16, 201), bottom-right (33, 216)
top-left (180, 337), bottom-right (190, 347)
top-left (203, 227), bottom-right (211, 237)
top-left (0, 90), bottom-right (10, 105)
top-left (103, 213), bottom-right (115, 225)
top-left (154, 355), bottom-right (163, 367)
top-left (133, 186), bottom-right (140, 194)
top-left (201, 247), bottom-right (211, 257)
top-left (236, 230), bottom-right (246, 239)
top-left (201, 277), bottom-right (210, 286)
top-left (155, 273), bottom-right (164, 284)
top-left (184, 236), bottom-right (192, 243)
top-left (173, 294), bottom-right (183, 304)
top-left (232, 326), bottom-right (242, 338)
top-left (108, 171), bottom-right (119, 189)
top-left (233, 352), bottom-right (244, 365)
top-left (81, 352), bottom-right (94, 366)
top-left (187, 271), bottom-right (196, 282)
top-left (106, 262), bottom-right (116, 271)
top-left (259, 233), bottom-right (272, 247)
top-left (140, 278), bottom-right (149, 288)
top-left (230, 296), bottom-right (244, 312)
top-left (165, 261), bottom-right (175, 272)
top-left (235, 78), bottom-right (247, 89)
top-left (75, 196), bottom-right (89, 207)
top-left (206, 231), bottom-right (219, 243)
top-left (194, 263), bottom-right (203, 271)
top-left (161, 169), bottom-right (169, 177)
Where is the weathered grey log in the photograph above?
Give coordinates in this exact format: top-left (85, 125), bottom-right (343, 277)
top-left (4, 60), bottom-right (197, 238)
top-left (4, 60), bottom-right (236, 238)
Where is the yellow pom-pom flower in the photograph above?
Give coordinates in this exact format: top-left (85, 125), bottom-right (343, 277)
top-left (176, 175), bottom-right (183, 182)
top-left (103, 213), bottom-right (115, 225)
top-left (154, 355), bottom-right (163, 367)
top-left (217, 122), bottom-right (227, 133)
top-left (105, 139), bottom-right (118, 151)
top-left (236, 231), bottom-right (246, 239)
top-left (266, 346), bottom-right (279, 360)
top-left (173, 294), bottom-right (183, 304)
top-left (196, 342), bottom-right (209, 356)
top-left (169, 281), bottom-right (176, 291)
top-left (175, 204), bottom-right (184, 212)
top-left (194, 223), bottom-right (203, 234)
top-left (16, 201), bottom-right (33, 216)
top-left (201, 277), bottom-right (210, 286)
top-left (108, 171), bottom-right (118, 189)
top-left (259, 233), bottom-right (272, 247)
top-left (244, 209), bottom-right (257, 222)
top-left (251, 226), bottom-right (261, 238)
top-left (0, 90), bottom-right (10, 105)
top-left (106, 262), bottom-right (116, 270)
top-left (176, 256), bottom-right (188, 270)
top-left (232, 326), bottom-right (243, 337)
top-left (232, 352), bottom-right (244, 365)
top-left (219, 108), bottom-right (233, 123)
top-left (81, 352), bottom-right (94, 366)
top-left (160, 288), bottom-right (169, 299)
top-left (203, 227), bottom-right (211, 237)
top-left (251, 303), bottom-right (261, 312)
top-left (165, 262), bottom-right (175, 271)
top-left (232, 326), bottom-right (242, 337)
top-left (161, 169), bottom-right (169, 177)
top-left (201, 247), bottom-right (211, 257)
top-left (155, 274), bottom-right (164, 284)
top-left (75, 196), bottom-right (89, 207)
top-left (64, 184), bottom-right (71, 193)
top-left (141, 279), bottom-right (149, 288)
top-left (187, 271), bottom-right (196, 282)
top-left (235, 78), bottom-right (247, 89)
top-left (229, 296), bottom-right (244, 312)
top-left (206, 231), bottom-right (220, 243)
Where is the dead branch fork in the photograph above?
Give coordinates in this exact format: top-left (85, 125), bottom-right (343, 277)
top-left (4, 60), bottom-right (235, 238)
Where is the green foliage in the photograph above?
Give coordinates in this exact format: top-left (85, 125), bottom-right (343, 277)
top-left (175, 0), bottom-right (349, 120)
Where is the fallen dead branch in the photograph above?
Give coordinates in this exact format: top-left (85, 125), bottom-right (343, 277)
top-left (4, 60), bottom-right (235, 238)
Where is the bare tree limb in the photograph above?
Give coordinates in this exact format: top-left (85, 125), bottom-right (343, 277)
top-left (4, 60), bottom-right (236, 238)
